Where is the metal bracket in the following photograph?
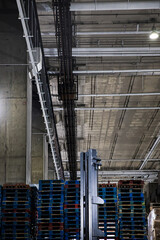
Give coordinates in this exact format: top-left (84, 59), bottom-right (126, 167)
top-left (92, 196), bottom-right (104, 205)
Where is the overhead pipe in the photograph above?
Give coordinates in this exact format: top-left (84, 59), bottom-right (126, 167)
top-left (70, 1), bottom-right (160, 11)
top-left (54, 107), bottom-right (160, 111)
top-left (44, 47), bottom-right (160, 57)
top-left (64, 170), bottom-right (159, 176)
top-left (48, 69), bottom-right (160, 76)
top-left (62, 158), bottom-right (160, 162)
top-left (78, 93), bottom-right (160, 97)
top-left (42, 31), bottom-right (159, 36)
top-left (37, 1), bottom-right (160, 12)
top-left (52, 92), bottom-right (160, 98)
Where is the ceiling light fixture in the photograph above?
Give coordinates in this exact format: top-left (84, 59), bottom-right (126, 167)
top-left (149, 26), bottom-right (159, 40)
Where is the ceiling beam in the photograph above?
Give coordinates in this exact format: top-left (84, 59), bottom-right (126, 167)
top-left (62, 158), bottom-right (160, 162)
top-left (78, 93), bottom-right (160, 97)
top-left (42, 31), bottom-right (159, 36)
top-left (70, 1), bottom-right (160, 11)
top-left (48, 69), bottom-right (160, 76)
top-left (52, 92), bottom-right (160, 98)
top-left (54, 107), bottom-right (160, 111)
top-left (139, 134), bottom-right (160, 170)
top-left (44, 47), bottom-right (160, 57)
top-left (64, 170), bottom-right (159, 177)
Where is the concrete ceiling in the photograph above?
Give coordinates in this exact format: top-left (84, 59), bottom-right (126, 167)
top-left (35, 0), bottom-right (160, 182)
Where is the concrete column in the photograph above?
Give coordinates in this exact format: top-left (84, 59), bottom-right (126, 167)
top-left (31, 133), bottom-right (44, 183)
top-left (0, 3), bottom-right (27, 184)
top-left (48, 150), bottom-right (57, 180)
top-left (43, 135), bottom-right (48, 180)
top-left (31, 92), bottom-right (48, 183)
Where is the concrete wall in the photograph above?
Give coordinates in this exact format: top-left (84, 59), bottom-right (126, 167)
top-left (0, 1), bottom-right (51, 185)
top-left (0, 6), bottom-right (27, 184)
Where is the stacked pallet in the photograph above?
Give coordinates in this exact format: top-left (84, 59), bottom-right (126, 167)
top-left (37, 180), bottom-right (64, 239)
top-left (118, 180), bottom-right (147, 240)
top-left (98, 183), bottom-right (118, 240)
top-left (1, 184), bottom-right (32, 240)
top-left (31, 186), bottom-right (38, 239)
top-left (0, 185), bottom-right (2, 238)
top-left (64, 180), bottom-right (80, 240)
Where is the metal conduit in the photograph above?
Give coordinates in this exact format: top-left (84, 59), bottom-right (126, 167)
top-left (70, 1), bottom-right (160, 11)
top-left (54, 107), bottom-right (160, 111)
top-left (42, 31), bottom-right (159, 36)
top-left (78, 93), bottom-right (160, 97)
top-left (47, 69), bottom-right (160, 75)
top-left (44, 47), bottom-right (160, 57)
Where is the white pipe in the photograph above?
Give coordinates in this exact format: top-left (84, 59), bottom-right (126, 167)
top-left (70, 1), bottom-right (160, 11)
top-left (79, 93), bottom-right (160, 97)
top-left (76, 31), bottom-right (155, 36)
top-left (64, 170), bottom-right (159, 176)
top-left (62, 158), bottom-right (160, 162)
top-left (44, 47), bottom-right (160, 57)
top-left (73, 69), bottom-right (160, 75)
top-left (41, 31), bottom-right (158, 36)
top-left (48, 69), bottom-right (160, 76)
top-left (54, 107), bottom-right (160, 111)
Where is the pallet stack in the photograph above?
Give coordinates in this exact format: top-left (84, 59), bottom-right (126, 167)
top-left (1, 184), bottom-right (32, 240)
top-left (64, 180), bottom-right (80, 240)
top-left (118, 180), bottom-right (147, 240)
top-left (98, 183), bottom-right (118, 240)
top-left (37, 180), bottom-right (64, 239)
top-left (0, 185), bottom-right (2, 238)
top-left (31, 186), bottom-right (38, 239)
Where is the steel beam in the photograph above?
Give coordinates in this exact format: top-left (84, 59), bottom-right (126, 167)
top-left (73, 69), bottom-right (160, 75)
top-left (139, 135), bottom-right (160, 170)
top-left (37, 1), bottom-right (160, 12)
top-left (52, 92), bottom-right (160, 98)
top-left (79, 93), bottom-right (160, 97)
top-left (42, 31), bottom-right (159, 36)
top-left (48, 69), bottom-right (160, 76)
top-left (54, 107), bottom-right (160, 111)
top-left (62, 158), bottom-right (160, 162)
top-left (70, 1), bottom-right (160, 11)
top-left (44, 47), bottom-right (160, 57)
top-left (64, 170), bottom-right (159, 176)
top-left (64, 170), bottom-right (159, 182)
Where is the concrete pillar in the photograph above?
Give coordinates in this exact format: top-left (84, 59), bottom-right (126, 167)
top-left (48, 150), bottom-right (57, 180)
top-left (0, 3), bottom-right (28, 184)
top-left (31, 94), bottom-right (48, 183)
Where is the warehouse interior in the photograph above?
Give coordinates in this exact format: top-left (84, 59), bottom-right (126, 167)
top-left (0, 0), bottom-right (160, 239)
